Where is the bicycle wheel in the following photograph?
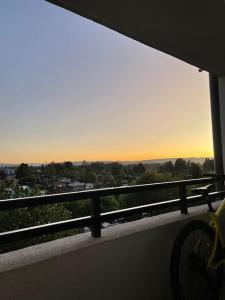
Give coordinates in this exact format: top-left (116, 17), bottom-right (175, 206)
top-left (170, 220), bottom-right (223, 300)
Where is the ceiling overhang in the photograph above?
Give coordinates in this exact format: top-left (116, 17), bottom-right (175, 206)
top-left (47, 0), bottom-right (225, 75)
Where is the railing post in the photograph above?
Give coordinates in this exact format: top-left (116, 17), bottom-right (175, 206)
top-left (91, 196), bottom-right (101, 238)
top-left (179, 184), bottom-right (188, 215)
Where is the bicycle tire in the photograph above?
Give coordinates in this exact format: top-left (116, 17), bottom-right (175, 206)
top-left (170, 220), bottom-right (223, 300)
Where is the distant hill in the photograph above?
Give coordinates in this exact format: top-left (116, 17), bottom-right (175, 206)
top-left (140, 157), bottom-right (212, 165)
top-left (0, 163), bottom-right (42, 168)
top-left (72, 157), bottom-right (212, 165)
top-left (0, 163), bottom-right (19, 168)
top-left (0, 157), bottom-right (212, 168)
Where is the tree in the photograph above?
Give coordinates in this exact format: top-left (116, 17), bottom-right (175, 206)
top-left (133, 163), bottom-right (146, 175)
top-left (0, 189), bottom-right (72, 253)
top-left (0, 170), bottom-right (6, 180)
top-left (89, 162), bottom-right (106, 175)
top-left (165, 161), bottom-right (174, 173)
top-left (203, 158), bottom-right (214, 172)
top-left (0, 181), bottom-right (74, 252)
top-left (174, 158), bottom-right (186, 173)
top-left (101, 196), bottom-right (120, 213)
top-left (85, 171), bottom-right (98, 184)
top-left (190, 163), bottom-right (202, 178)
top-left (120, 172), bottom-right (178, 209)
top-left (102, 173), bottom-right (115, 186)
top-left (63, 161), bottom-right (73, 170)
top-left (82, 160), bottom-right (88, 167)
top-left (110, 163), bottom-right (123, 176)
top-left (159, 161), bottom-right (174, 174)
top-left (16, 163), bottom-right (33, 180)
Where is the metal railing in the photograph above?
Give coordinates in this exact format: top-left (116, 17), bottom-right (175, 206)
top-left (0, 176), bottom-right (224, 245)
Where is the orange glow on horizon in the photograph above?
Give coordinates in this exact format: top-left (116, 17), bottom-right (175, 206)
top-left (2, 147), bottom-right (213, 164)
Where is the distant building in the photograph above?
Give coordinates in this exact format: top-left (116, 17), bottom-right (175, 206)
top-left (68, 182), bottom-right (94, 191)
top-left (39, 190), bottom-right (47, 196)
top-left (21, 185), bottom-right (31, 191)
top-left (59, 178), bottom-right (71, 184)
top-left (0, 168), bottom-right (15, 180)
top-left (85, 183), bottom-right (94, 190)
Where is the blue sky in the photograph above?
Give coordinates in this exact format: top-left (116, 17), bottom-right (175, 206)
top-left (0, 1), bottom-right (212, 163)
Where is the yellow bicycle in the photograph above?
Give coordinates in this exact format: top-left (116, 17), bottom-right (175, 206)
top-left (170, 183), bottom-right (225, 300)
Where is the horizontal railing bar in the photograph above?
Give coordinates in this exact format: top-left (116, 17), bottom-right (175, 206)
top-left (208, 190), bottom-right (225, 198)
top-left (101, 190), bottom-right (225, 222)
top-left (0, 216), bottom-right (92, 244)
top-left (187, 191), bottom-right (225, 206)
top-left (101, 199), bottom-right (181, 222)
top-left (0, 190), bottom-right (224, 245)
top-left (188, 190), bottom-right (225, 201)
top-left (0, 177), bottom-right (222, 211)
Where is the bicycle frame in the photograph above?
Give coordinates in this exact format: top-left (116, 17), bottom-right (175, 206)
top-left (207, 198), bottom-right (225, 269)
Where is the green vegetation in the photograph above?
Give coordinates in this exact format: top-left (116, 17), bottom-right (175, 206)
top-left (0, 158), bottom-right (214, 252)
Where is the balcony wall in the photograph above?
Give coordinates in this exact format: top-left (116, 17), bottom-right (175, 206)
top-left (0, 204), bottom-right (214, 300)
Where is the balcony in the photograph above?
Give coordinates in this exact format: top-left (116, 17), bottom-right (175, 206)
top-left (0, 176), bottom-right (224, 299)
top-left (1, 1), bottom-right (225, 299)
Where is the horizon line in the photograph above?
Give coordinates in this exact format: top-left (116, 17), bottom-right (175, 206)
top-left (0, 156), bottom-right (214, 165)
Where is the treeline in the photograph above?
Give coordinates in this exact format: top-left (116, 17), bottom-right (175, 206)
top-left (14, 161), bottom-right (146, 187)
top-left (14, 158), bottom-right (214, 187)
top-left (159, 158), bottom-right (214, 178)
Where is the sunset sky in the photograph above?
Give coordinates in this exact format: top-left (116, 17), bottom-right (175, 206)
top-left (0, 1), bottom-right (213, 163)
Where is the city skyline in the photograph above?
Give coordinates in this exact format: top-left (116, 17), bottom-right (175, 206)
top-left (0, 1), bottom-right (213, 163)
